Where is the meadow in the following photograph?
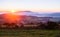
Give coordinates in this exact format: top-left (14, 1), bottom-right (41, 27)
top-left (0, 29), bottom-right (60, 37)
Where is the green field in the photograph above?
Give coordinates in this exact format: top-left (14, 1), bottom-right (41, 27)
top-left (0, 29), bottom-right (60, 37)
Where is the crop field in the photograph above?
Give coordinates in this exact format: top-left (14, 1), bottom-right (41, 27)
top-left (0, 29), bottom-right (60, 37)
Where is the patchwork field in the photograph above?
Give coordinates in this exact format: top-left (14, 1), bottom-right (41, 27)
top-left (0, 29), bottom-right (60, 37)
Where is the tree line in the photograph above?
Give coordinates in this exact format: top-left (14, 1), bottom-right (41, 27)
top-left (0, 21), bottom-right (60, 29)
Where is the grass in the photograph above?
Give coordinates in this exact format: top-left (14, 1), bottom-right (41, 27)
top-left (0, 29), bottom-right (60, 37)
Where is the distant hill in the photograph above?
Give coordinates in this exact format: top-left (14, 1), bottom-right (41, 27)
top-left (15, 11), bottom-right (60, 22)
top-left (0, 11), bottom-right (60, 17)
top-left (0, 11), bottom-right (60, 22)
top-left (47, 13), bottom-right (60, 17)
top-left (15, 11), bottom-right (60, 17)
top-left (15, 11), bottom-right (49, 17)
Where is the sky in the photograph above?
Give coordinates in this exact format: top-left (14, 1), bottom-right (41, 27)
top-left (0, 0), bottom-right (60, 12)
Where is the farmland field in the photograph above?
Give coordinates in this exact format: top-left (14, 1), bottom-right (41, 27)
top-left (0, 29), bottom-right (60, 37)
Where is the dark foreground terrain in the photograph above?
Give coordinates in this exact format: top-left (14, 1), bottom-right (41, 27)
top-left (0, 29), bottom-right (60, 37)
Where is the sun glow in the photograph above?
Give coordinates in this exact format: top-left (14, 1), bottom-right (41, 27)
top-left (9, 10), bottom-right (17, 13)
top-left (4, 13), bottom-right (19, 23)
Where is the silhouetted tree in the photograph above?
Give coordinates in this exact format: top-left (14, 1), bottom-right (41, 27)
top-left (46, 21), bottom-right (58, 29)
top-left (20, 23), bottom-right (24, 28)
top-left (2, 23), bottom-right (9, 28)
top-left (10, 23), bottom-right (18, 28)
top-left (3, 23), bottom-right (9, 25)
top-left (57, 21), bottom-right (60, 24)
top-left (38, 22), bottom-right (46, 29)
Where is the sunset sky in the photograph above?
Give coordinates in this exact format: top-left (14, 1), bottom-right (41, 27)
top-left (0, 0), bottom-right (60, 12)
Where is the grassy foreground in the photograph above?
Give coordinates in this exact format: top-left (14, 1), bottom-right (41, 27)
top-left (0, 29), bottom-right (60, 37)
